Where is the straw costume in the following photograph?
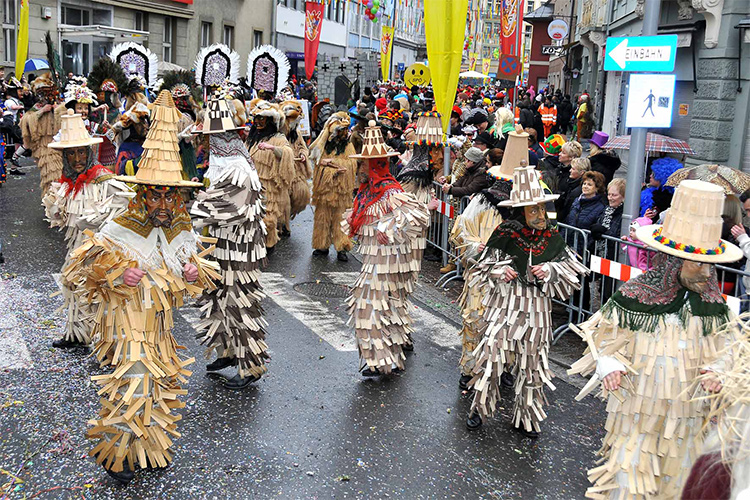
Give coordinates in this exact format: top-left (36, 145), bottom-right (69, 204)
top-left (246, 99), bottom-right (295, 251)
top-left (280, 99), bottom-right (312, 232)
top-left (310, 112), bottom-right (357, 261)
top-left (189, 94), bottom-right (269, 390)
top-left (396, 112), bottom-right (444, 205)
top-left (466, 166), bottom-right (588, 436)
top-left (62, 90), bottom-right (218, 484)
top-left (342, 121), bottom-right (430, 376)
top-left (568, 180), bottom-right (742, 499)
top-left (20, 73), bottom-right (64, 196)
top-left (43, 110), bottom-right (134, 348)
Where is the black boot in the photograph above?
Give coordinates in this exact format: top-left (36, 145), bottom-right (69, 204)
top-left (313, 248), bottom-right (329, 256)
top-left (223, 373), bottom-right (260, 390)
top-left (206, 356), bottom-right (236, 371)
top-left (361, 366), bottom-right (379, 377)
top-left (266, 245), bottom-right (275, 255)
top-left (280, 226), bottom-right (291, 238)
top-left (52, 337), bottom-right (88, 349)
top-left (459, 374), bottom-right (472, 391)
top-left (104, 461), bottom-right (134, 484)
top-left (501, 371), bottom-right (515, 388)
top-left (466, 412), bottom-right (482, 430)
top-left (513, 424), bottom-right (540, 439)
top-left (336, 250), bottom-right (348, 262)
top-left (402, 342), bottom-right (414, 352)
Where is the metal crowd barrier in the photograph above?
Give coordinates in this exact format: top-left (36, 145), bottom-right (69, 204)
top-left (550, 223), bottom-right (590, 343)
top-left (435, 194), bottom-right (471, 288)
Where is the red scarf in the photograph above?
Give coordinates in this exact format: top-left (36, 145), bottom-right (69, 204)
top-left (60, 164), bottom-right (113, 196)
top-left (349, 158), bottom-right (403, 237)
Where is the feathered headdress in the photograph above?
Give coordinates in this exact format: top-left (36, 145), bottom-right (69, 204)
top-left (194, 43), bottom-right (240, 88)
top-left (158, 69), bottom-right (200, 101)
top-left (87, 56), bottom-right (128, 96)
top-left (109, 42), bottom-right (159, 89)
top-left (64, 76), bottom-right (98, 106)
top-left (246, 45), bottom-right (290, 96)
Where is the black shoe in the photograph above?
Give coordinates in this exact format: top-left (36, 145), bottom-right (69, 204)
top-left (223, 373), bottom-right (260, 390)
top-left (459, 374), bottom-right (472, 391)
top-left (466, 412), bottom-right (482, 430)
top-left (0, 253), bottom-right (5, 264)
top-left (52, 337), bottom-right (88, 349)
top-left (104, 462), bottom-right (134, 484)
top-left (266, 245), bottom-right (275, 255)
top-left (9, 168), bottom-right (25, 176)
top-left (337, 251), bottom-right (348, 262)
top-left (361, 367), bottom-right (379, 377)
top-left (513, 424), bottom-right (540, 439)
top-left (313, 248), bottom-right (329, 256)
top-left (206, 356), bottom-right (236, 371)
top-left (501, 371), bottom-right (515, 388)
top-left (402, 342), bottom-right (414, 352)
top-left (280, 226), bottom-right (291, 238)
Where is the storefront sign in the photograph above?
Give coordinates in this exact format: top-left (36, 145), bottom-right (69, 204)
top-left (547, 19), bottom-right (569, 40)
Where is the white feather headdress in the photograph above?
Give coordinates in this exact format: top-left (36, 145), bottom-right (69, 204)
top-left (194, 43), bottom-right (241, 88)
top-left (246, 45), bottom-right (290, 96)
top-left (109, 42), bottom-right (159, 89)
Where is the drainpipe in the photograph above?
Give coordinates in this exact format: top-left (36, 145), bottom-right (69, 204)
top-left (271, 0), bottom-right (278, 46)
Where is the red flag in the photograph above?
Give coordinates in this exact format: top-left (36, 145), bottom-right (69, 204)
top-left (500, 0), bottom-right (524, 58)
top-left (304, 2), bottom-right (325, 81)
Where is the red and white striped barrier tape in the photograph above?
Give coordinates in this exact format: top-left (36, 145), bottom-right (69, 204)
top-left (437, 200), bottom-right (454, 219)
top-left (589, 255), bottom-right (741, 314)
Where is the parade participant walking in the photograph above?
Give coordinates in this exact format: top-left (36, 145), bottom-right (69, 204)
top-left (466, 165), bottom-right (588, 435)
top-left (539, 96), bottom-right (557, 139)
top-left (62, 90), bottom-right (217, 484)
top-left (343, 121), bottom-right (429, 376)
top-left (86, 57), bottom-right (128, 169)
top-left (281, 99), bottom-right (312, 234)
top-left (44, 109), bottom-right (133, 349)
top-left (568, 180), bottom-right (742, 499)
top-left (190, 94), bottom-right (269, 390)
top-left (310, 112), bottom-right (357, 261)
top-left (247, 99), bottom-right (295, 253)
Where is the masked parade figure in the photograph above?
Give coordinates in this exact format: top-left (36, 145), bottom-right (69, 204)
top-left (281, 99), bottom-right (312, 236)
top-left (568, 180), bottom-right (742, 499)
top-left (62, 91), bottom-right (218, 484)
top-left (87, 57), bottom-right (129, 169)
top-left (310, 112), bottom-right (358, 262)
top-left (343, 121), bottom-right (430, 376)
top-left (43, 109), bottom-right (133, 348)
top-left (189, 94), bottom-right (269, 390)
top-left (466, 165), bottom-right (588, 436)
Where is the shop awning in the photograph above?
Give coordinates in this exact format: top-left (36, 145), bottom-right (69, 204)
top-left (58, 25), bottom-right (149, 41)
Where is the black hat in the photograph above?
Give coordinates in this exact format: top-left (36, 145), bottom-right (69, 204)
top-left (464, 109), bottom-right (489, 126)
top-left (474, 131), bottom-right (497, 148)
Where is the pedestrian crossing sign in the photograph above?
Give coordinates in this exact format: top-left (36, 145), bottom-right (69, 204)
top-left (625, 74), bottom-right (676, 129)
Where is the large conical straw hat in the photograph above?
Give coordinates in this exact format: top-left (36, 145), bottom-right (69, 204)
top-left (350, 120), bottom-right (400, 159)
top-left (636, 179), bottom-right (742, 263)
top-left (116, 90), bottom-right (202, 187)
top-left (48, 109), bottom-right (103, 149)
top-left (407, 111), bottom-right (445, 146)
top-left (199, 92), bottom-right (248, 134)
top-left (489, 125), bottom-right (528, 181)
top-left (499, 166), bottom-right (559, 207)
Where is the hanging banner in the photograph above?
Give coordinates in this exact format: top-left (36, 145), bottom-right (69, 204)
top-left (380, 25), bottom-right (395, 81)
top-left (425, 0), bottom-right (469, 136)
top-left (482, 58), bottom-right (491, 75)
top-left (468, 52), bottom-right (478, 71)
top-left (304, 1), bottom-right (325, 81)
top-left (15, 0), bottom-right (30, 79)
top-left (500, 0), bottom-right (524, 58)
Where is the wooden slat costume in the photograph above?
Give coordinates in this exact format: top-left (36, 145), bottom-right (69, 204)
top-left (20, 74), bottom-right (63, 196)
top-left (568, 180), bottom-right (743, 499)
top-left (247, 100), bottom-right (295, 250)
top-left (280, 100), bottom-right (312, 225)
top-left (62, 91), bottom-right (217, 483)
top-left (342, 121), bottom-right (429, 375)
top-left (43, 109), bottom-right (134, 347)
top-left (467, 166), bottom-right (588, 434)
top-left (189, 95), bottom-right (269, 389)
top-left (310, 112), bottom-right (358, 259)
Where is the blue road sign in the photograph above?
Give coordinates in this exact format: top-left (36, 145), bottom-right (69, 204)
top-left (604, 35), bottom-right (678, 72)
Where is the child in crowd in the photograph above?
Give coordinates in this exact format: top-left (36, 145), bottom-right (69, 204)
top-left (622, 216), bottom-right (654, 271)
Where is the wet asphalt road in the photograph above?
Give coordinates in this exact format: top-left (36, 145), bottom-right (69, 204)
top-left (0, 163), bottom-right (607, 499)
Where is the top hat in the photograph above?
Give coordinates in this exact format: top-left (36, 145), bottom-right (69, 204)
top-left (48, 109), bottom-right (103, 149)
top-left (488, 125), bottom-right (529, 181)
top-left (200, 93), bottom-right (247, 134)
top-left (407, 111), bottom-right (445, 146)
top-left (350, 120), bottom-right (400, 159)
top-left (116, 90), bottom-right (202, 188)
top-left (636, 180), bottom-right (742, 263)
top-left (590, 131), bottom-right (609, 149)
top-left (499, 166), bottom-right (559, 207)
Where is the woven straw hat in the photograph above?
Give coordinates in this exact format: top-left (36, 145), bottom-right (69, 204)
top-left (199, 92), bottom-right (247, 134)
top-left (48, 109), bottom-right (103, 149)
top-left (636, 179), bottom-right (742, 263)
top-left (350, 120), bottom-right (400, 159)
top-left (407, 111), bottom-right (445, 146)
top-left (488, 125), bottom-right (528, 181)
top-left (499, 166), bottom-right (559, 207)
top-left (116, 90), bottom-right (202, 188)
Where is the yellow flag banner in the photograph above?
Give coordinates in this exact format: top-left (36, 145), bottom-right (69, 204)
top-left (424, 0), bottom-right (469, 136)
top-left (469, 53), bottom-right (478, 71)
top-left (482, 58), bottom-right (491, 75)
top-left (15, 0), bottom-right (30, 79)
top-left (380, 26), bottom-right (395, 81)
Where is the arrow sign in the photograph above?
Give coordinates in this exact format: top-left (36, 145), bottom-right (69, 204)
top-left (604, 35), bottom-right (678, 72)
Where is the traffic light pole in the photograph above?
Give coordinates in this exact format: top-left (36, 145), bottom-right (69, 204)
top-left (621, 0), bottom-right (662, 234)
